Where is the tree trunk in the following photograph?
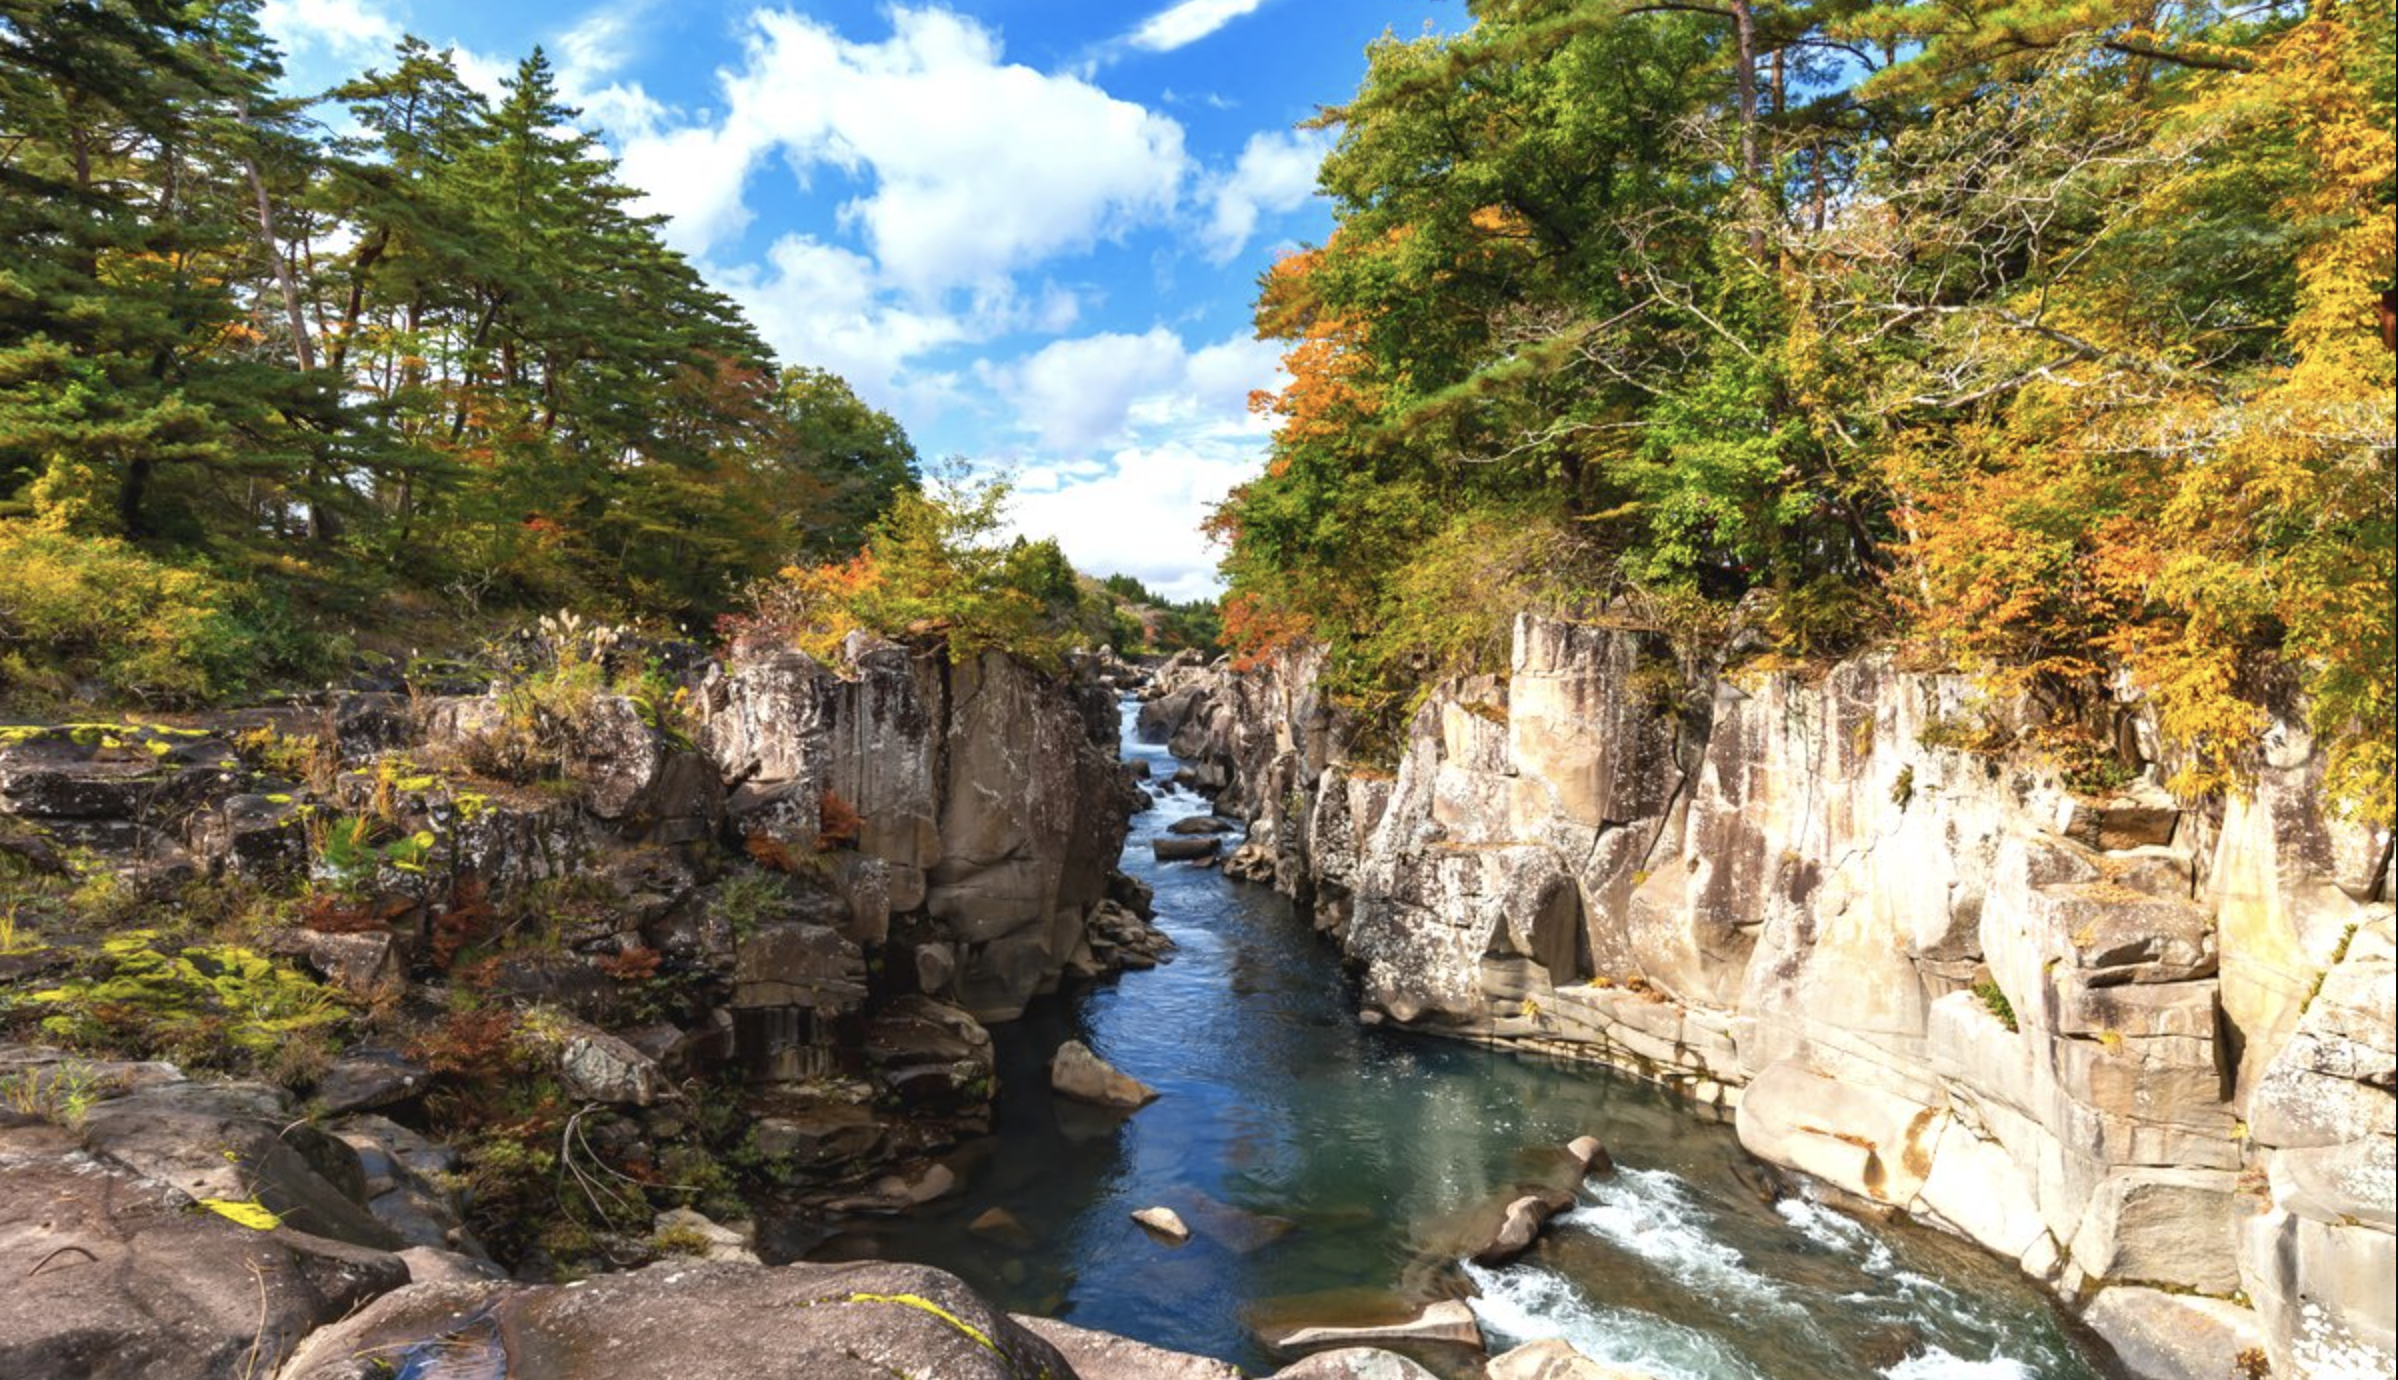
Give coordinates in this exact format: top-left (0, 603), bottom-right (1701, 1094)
top-left (1733, 0), bottom-right (1764, 258)
top-left (327, 224), bottom-right (389, 377)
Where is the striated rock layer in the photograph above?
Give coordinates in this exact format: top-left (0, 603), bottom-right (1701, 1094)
top-left (1147, 615), bottom-right (2395, 1379)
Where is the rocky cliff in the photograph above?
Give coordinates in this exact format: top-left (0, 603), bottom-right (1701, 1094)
top-left (1145, 617), bottom-right (2395, 1380)
top-left (0, 630), bottom-right (1154, 1270)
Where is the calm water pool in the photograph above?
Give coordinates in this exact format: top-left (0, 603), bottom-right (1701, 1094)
top-left (784, 702), bottom-right (2111, 1380)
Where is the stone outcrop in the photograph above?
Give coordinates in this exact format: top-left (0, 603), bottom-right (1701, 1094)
top-left (697, 637), bottom-right (1142, 1022)
top-left (1145, 615), bottom-right (2395, 1378)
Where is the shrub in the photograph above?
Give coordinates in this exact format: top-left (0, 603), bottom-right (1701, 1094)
top-left (726, 466), bottom-right (1090, 669)
top-left (1972, 980), bottom-right (2018, 1032)
top-left (0, 527), bottom-right (254, 703)
top-left (707, 866), bottom-right (789, 941)
top-left (818, 789), bottom-right (863, 850)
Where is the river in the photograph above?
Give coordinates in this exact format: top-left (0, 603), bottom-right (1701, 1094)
top-left (791, 700), bottom-right (2112, 1379)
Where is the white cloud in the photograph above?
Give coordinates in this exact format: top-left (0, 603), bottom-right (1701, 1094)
top-left (983, 323), bottom-right (1283, 594)
top-left (724, 234), bottom-right (976, 418)
top-left (260, 0), bottom-right (402, 81)
top-left (554, 1), bottom-right (670, 135)
top-left (1001, 326), bottom-right (1280, 455)
top-left (1128, 0), bottom-right (1272, 53)
top-left (555, 0), bottom-right (649, 90)
top-left (1010, 329), bottom-right (1190, 452)
top-left (447, 46), bottom-right (516, 101)
top-left (1009, 440), bottom-right (1261, 601)
top-left (1202, 127), bottom-right (1331, 263)
top-left (612, 7), bottom-right (1188, 298)
top-left (618, 121), bottom-right (761, 255)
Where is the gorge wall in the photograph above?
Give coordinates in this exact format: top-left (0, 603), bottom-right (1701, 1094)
top-left (0, 632), bottom-right (1149, 1278)
top-left (1144, 616), bottom-right (2395, 1380)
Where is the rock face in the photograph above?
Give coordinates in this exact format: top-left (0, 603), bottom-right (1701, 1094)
top-left (1145, 615), bottom-right (2397, 1377)
top-left (697, 639), bottom-right (1142, 1022)
top-left (0, 1109), bottom-right (409, 1380)
top-left (0, 630), bottom-right (1143, 1235)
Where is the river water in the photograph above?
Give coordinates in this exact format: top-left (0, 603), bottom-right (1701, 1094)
top-left (797, 702), bottom-right (2111, 1379)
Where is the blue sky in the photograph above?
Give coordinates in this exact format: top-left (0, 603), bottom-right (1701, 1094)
top-left (261, 0), bottom-right (1472, 599)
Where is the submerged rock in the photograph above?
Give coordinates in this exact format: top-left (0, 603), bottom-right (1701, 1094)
top-left (1131, 1206), bottom-right (1191, 1243)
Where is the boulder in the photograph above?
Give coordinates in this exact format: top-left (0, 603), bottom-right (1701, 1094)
top-left (1016, 1316), bottom-right (1240, 1379)
top-left (1051, 1040), bottom-right (1158, 1109)
top-left (1269, 1300), bottom-right (1485, 1355)
top-left (653, 1208), bottom-right (761, 1265)
top-left (1733, 1061), bottom-right (1944, 1208)
top-left (1154, 835), bottom-right (1224, 863)
top-left (752, 1105), bottom-right (885, 1169)
top-left (2066, 1169), bottom-right (2244, 1294)
top-left (1271, 1350), bottom-right (1445, 1380)
top-left (396, 1246), bottom-right (508, 1285)
top-left (188, 793), bottom-right (308, 879)
top-left (0, 1121), bottom-right (408, 1380)
top-left (1470, 1189), bottom-right (1575, 1266)
top-left (310, 1049), bottom-right (429, 1116)
top-left (1488, 1340), bottom-right (1663, 1380)
top-left (863, 996), bottom-right (995, 1116)
top-left (75, 1080), bottom-right (400, 1251)
top-left (1565, 1136), bottom-right (1611, 1176)
top-left (557, 1029), bottom-right (662, 1107)
top-left (1168, 815), bottom-right (1241, 836)
top-left (732, 922), bottom-right (867, 1011)
top-left (265, 929), bottom-right (404, 1001)
top-left (330, 1115), bottom-right (471, 1253)
top-left (277, 1260), bottom-right (1081, 1380)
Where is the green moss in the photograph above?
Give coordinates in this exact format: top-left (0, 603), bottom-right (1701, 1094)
top-left (30, 931), bottom-right (347, 1074)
